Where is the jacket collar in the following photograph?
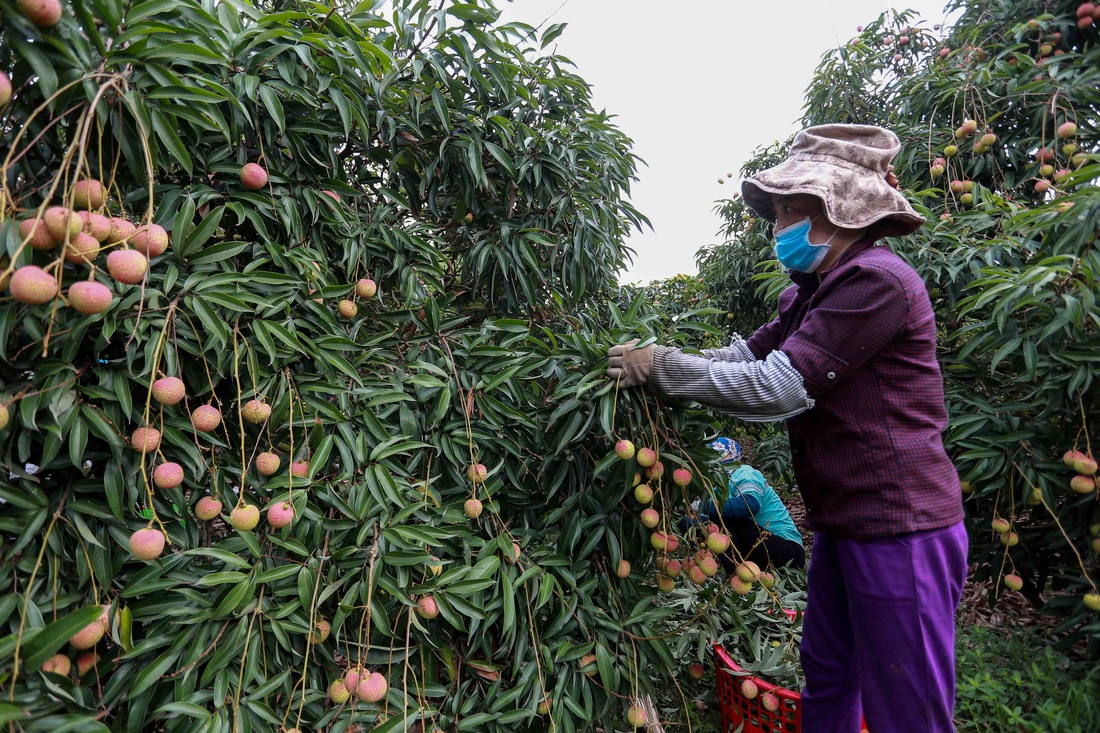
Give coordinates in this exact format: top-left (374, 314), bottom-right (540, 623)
top-left (789, 236), bottom-right (880, 301)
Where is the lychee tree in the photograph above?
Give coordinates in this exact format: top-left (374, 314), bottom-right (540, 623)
top-left (702, 0), bottom-right (1100, 654)
top-left (0, 1), bottom-right (755, 730)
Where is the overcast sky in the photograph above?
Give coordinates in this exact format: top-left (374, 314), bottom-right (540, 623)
top-left (497, 0), bottom-right (952, 285)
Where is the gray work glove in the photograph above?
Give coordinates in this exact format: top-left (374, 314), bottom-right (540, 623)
top-left (607, 339), bottom-right (655, 388)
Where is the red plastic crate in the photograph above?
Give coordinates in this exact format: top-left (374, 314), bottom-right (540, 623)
top-left (713, 643), bottom-right (869, 733)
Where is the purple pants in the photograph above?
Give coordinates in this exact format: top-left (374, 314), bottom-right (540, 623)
top-left (800, 522), bottom-right (968, 733)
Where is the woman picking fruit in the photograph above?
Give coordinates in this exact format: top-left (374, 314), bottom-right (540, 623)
top-left (607, 124), bottom-right (967, 733)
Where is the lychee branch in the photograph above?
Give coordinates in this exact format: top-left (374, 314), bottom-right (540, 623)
top-left (1012, 461), bottom-right (1095, 593)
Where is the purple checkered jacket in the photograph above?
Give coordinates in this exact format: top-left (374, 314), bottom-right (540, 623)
top-left (746, 238), bottom-right (964, 538)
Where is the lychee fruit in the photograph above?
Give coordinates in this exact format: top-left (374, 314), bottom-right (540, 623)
top-left (730, 576), bottom-right (752, 594)
top-left (1035, 146), bottom-right (1055, 163)
top-left (706, 532), bottom-right (731, 554)
top-left (762, 692), bottom-right (780, 712)
top-left (466, 463), bottom-right (488, 483)
top-left (0, 405), bottom-right (8, 430)
top-left (290, 460), bottom-right (309, 478)
top-left (267, 501), bottom-right (294, 528)
top-left (131, 223), bottom-right (169, 257)
top-left (153, 462), bottom-right (184, 490)
top-left (626, 705), bottom-right (647, 728)
top-left (656, 574), bottom-right (675, 593)
top-left (616, 559), bottom-right (631, 578)
top-left (310, 619), bottom-right (330, 643)
top-left (991, 518), bottom-right (1010, 534)
top-left (241, 399), bottom-right (271, 424)
top-left (672, 468), bottom-right (692, 487)
top-left (195, 496), bottom-right (222, 521)
top-left (1004, 574), bottom-right (1023, 591)
top-left (42, 653), bottom-right (71, 676)
top-left (69, 619), bottom-right (105, 649)
top-left (736, 561), bottom-right (761, 583)
top-left (72, 179), bottom-right (107, 210)
top-left (740, 679), bottom-right (759, 699)
top-left (17, 0), bottom-right (63, 27)
top-left (1062, 143), bottom-right (1079, 157)
top-left (322, 190), bottom-right (341, 202)
top-left (256, 452), bottom-right (280, 476)
top-left (697, 554), bottom-right (719, 577)
top-left (1073, 454), bottom-right (1097, 475)
top-left (943, 144), bottom-right (958, 157)
top-left (151, 377), bottom-right (185, 405)
top-left (1084, 593), bottom-right (1100, 611)
top-left (633, 484), bottom-right (654, 504)
top-left (636, 448), bottom-right (657, 467)
top-left (615, 439), bottom-right (635, 460)
top-left (358, 671), bottom-right (388, 703)
top-left (1057, 121), bottom-right (1077, 139)
top-left (355, 278), bottom-right (377, 298)
top-left (329, 679), bottom-right (350, 704)
top-left (0, 71), bottom-right (10, 106)
top-left (758, 572), bottom-right (775, 590)
top-left (1052, 168), bottom-right (1071, 184)
top-left (645, 461), bottom-right (664, 481)
top-left (955, 119), bottom-right (978, 138)
top-left (129, 528), bottom-right (165, 560)
top-left (689, 662), bottom-right (704, 680)
top-left (1000, 531), bottom-right (1019, 547)
top-left (687, 564), bottom-right (707, 584)
top-left (463, 498), bottom-right (483, 518)
top-left (416, 595), bottom-right (439, 619)
top-left (538, 698), bottom-right (552, 715)
top-left (44, 206), bottom-right (81, 239)
top-left (67, 280), bottom-right (112, 315)
top-left (580, 653), bottom-right (598, 675)
top-left (191, 404), bottom-right (222, 432)
top-left (239, 163), bottom-right (268, 190)
top-left (76, 652), bottom-right (99, 677)
top-left (10, 265), bottom-right (58, 304)
top-left (131, 426), bottom-right (161, 453)
top-left (504, 541), bottom-right (521, 564)
top-left (106, 249), bottom-right (148, 284)
top-left (640, 508), bottom-right (659, 529)
top-left (664, 559), bottom-right (682, 578)
top-left (650, 532), bottom-right (671, 551)
top-left (19, 217), bottom-right (57, 249)
top-left (344, 666), bottom-right (363, 693)
top-left (64, 231), bottom-right (100, 264)
top-left (229, 504), bottom-right (260, 531)
top-left (337, 299), bottom-right (358, 319)
top-left (106, 217), bottom-right (136, 245)
top-left (1070, 475), bottom-right (1096, 494)
top-left (978, 132), bottom-right (997, 147)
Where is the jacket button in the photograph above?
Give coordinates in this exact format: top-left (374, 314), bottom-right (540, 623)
top-left (827, 371), bottom-right (836, 379)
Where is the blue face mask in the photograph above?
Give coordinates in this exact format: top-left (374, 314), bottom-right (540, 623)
top-left (773, 215), bottom-right (837, 273)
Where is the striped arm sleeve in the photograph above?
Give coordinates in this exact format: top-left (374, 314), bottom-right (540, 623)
top-left (701, 335), bottom-right (757, 363)
top-left (648, 346), bottom-right (815, 421)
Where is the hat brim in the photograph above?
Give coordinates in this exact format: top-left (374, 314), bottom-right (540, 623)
top-left (742, 157), bottom-right (925, 238)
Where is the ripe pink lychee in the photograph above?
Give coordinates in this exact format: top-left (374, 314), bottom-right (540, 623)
top-left (19, 218), bottom-right (56, 249)
top-left (634, 484), bottom-right (654, 504)
top-left (9, 265), bottom-right (58, 304)
top-left (1073, 455), bottom-right (1097, 475)
top-left (688, 564), bottom-right (707, 584)
top-left (1035, 146), bottom-right (1055, 163)
top-left (131, 223), bottom-right (169, 257)
top-left (736, 561), bottom-right (761, 583)
top-left (239, 163), bottom-right (268, 190)
top-left (256, 452), bottom-right (280, 476)
top-left (1034, 180), bottom-right (1051, 194)
top-left (464, 498), bottom-right (483, 518)
top-left (106, 249), bottom-right (148, 284)
top-left (640, 508), bottom-right (659, 528)
top-left (69, 619), bottom-right (105, 649)
top-left (68, 280), bottom-right (112, 316)
top-left (416, 595), bottom-right (439, 619)
top-left (358, 671), bottom-right (388, 703)
top-left (636, 448), bottom-right (657, 468)
top-left (740, 679), bottom-right (759, 699)
top-left (153, 462), bottom-right (184, 490)
top-left (241, 399), bottom-right (271, 424)
top-left (151, 376), bottom-right (185, 405)
top-left (467, 463), bottom-right (488, 483)
top-left (310, 619), bottom-right (330, 643)
top-left (106, 217), bottom-right (136, 245)
top-left (344, 666), bottom-right (363, 693)
top-left (76, 651), bottom-right (99, 677)
top-left (580, 653), bottom-right (598, 675)
top-left (290, 460), bottom-right (309, 478)
top-left (42, 653), bottom-right (71, 676)
top-left (1057, 121), bottom-right (1077, 139)
top-left (131, 426), bottom-right (161, 453)
top-left (689, 662), bottom-right (705, 680)
top-left (191, 404), bottom-right (222, 432)
top-left (616, 559), bottom-right (631, 578)
top-left (1004, 574), bottom-right (1023, 591)
top-left (1065, 449), bottom-right (1087, 467)
top-left (129, 528), bottom-right (166, 560)
top-left (44, 206), bottom-right (81, 239)
top-left (195, 496), bottom-right (222, 521)
top-left (664, 559), bottom-right (682, 578)
top-left (645, 461), bottom-right (664, 481)
top-left (322, 190), bottom-right (341, 202)
top-left (0, 71), bottom-right (10, 106)
top-left (72, 179), bottom-right (107, 210)
top-left (697, 554), bottom-right (719, 577)
top-left (267, 501), bottom-right (294, 528)
top-left (656, 574), bottom-right (675, 593)
top-left (706, 532), bottom-right (731, 554)
top-left (650, 532), bottom-right (670, 551)
top-left (762, 692), bottom-right (780, 711)
top-left (64, 231), bottom-right (100, 264)
top-left (758, 572), bottom-right (776, 590)
top-left (229, 504), bottom-right (260, 531)
top-left (504, 541), bottom-right (521, 564)
top-left (329, 679), bottom-right (350, 703)
top-left (615, 439), bottom-right (635, 460)
top-left (672, 468), bottom-right (692, 487)
top-left (337, 299), bottom-right (358, 318)
top-left (17, 0), bottom-right (63, 27)
top-left (355, 278), bottom-right (377, 298)
top-left (1070, 475), bottom-right (1096, 494)
top-left (539, 698), bottom-right (552, 715)
top-left (626, 705), bottom-right (647, 728)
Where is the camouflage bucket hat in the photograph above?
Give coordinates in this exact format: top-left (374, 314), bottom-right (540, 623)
top-left (741, 124), bottom-right (925, 238)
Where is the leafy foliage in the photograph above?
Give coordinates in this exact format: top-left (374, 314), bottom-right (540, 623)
top-left (0, 1), bottom-right (757, 730)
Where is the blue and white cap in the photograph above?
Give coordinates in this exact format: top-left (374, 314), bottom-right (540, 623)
top-left (707, 437), bottom-right (742, 464)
